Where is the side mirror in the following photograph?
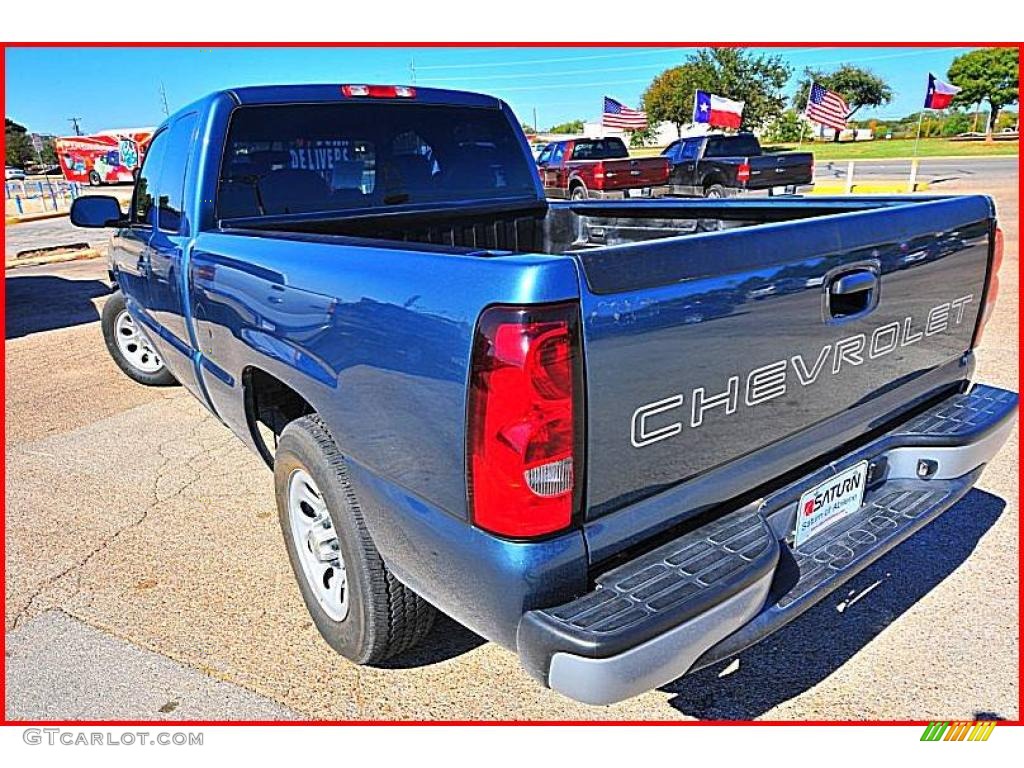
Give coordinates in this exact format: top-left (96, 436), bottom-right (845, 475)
top-left (70, 195), bottom-right (124, 228)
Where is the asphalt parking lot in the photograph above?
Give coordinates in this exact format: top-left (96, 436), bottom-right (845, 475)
top-left (4, 178), bottom-right (1019, 721)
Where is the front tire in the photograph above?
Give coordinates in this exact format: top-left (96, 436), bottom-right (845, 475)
top-left (275, 415), bottom-right (436, 664)
top-left (101, 290), bottom-right (177, 386)
top-left (89, 170), bottom-right (102, 186)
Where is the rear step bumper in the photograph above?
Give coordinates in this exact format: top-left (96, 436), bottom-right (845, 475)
top-left (516, 384), bottom-right (1017, 705)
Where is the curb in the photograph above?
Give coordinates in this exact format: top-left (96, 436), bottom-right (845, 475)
top-left (5, 210), bottom-right (71, 225)
top-left (811, 182), bottom-right (931, 195)
top-left (809, 154), bottom-right (1018, 164)
top-left (5, 247), bottom-right (101, 270)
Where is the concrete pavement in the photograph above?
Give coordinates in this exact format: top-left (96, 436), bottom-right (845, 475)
top-left (7, 611), bottom-right (300, 720)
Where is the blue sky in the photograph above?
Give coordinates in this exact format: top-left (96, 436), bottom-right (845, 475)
top-left (4, 45), bottom-right (1002, 135)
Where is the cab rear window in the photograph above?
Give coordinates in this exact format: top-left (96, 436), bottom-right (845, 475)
top-left (570, 139), bottom-right (629, 160)
top-left (218, 102), bottom-right (537, 218)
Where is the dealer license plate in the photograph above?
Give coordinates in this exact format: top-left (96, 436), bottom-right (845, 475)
top-left (793, 461), bottom-right (868, 547)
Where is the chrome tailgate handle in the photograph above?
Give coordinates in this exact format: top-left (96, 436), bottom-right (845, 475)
top-left (825, 267), bottom-right (880, 322)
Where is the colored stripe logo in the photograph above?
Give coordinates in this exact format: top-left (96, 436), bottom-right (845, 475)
top-left (921, 721), bottom-right (997, 741)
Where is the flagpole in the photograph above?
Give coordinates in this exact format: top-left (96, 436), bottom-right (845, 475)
top-left (913, 109), bottom-right (925, 156)
top-left (799, 81), bottom-right (814, 148)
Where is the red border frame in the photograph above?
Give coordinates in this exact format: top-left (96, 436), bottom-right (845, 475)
top-left (0, 41), bottom-right (1021, 728)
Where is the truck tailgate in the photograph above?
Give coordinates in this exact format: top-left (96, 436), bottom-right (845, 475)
top-left (748, 151), bottom-right (814, 189)
top-left (603, 157), bottom-right (669, 190)
top-left (572, 196), bottom-right (994, 551)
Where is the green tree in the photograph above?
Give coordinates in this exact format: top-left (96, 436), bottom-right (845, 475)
top-left (548, 119), bottom-right (584, 134)
top-left (641, 62), bottom-right (710, 137)
top-left (5, 117), bottom-right (35, 168)
top-left (39, 137), bottom-right (57, 165)
top-left (763, 109), bottom-right (813, 143)
top-left (629, 125), bottom-right (657, 148)
top-left (940, 111), bottom-right (972, 137)
top-left (519, 121), bottom-right (536, 135)
top-left (688, 48), bottom-right (791, 131)
top-left (947, 48), bottom-right (1019, 138)
top-left (794, 65), bottom-right (893, 140)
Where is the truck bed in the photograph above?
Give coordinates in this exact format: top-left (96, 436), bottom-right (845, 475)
top-left (218, 193), bottom-right (995, 561)
top-left (222, 195), bottom-right (916, 255)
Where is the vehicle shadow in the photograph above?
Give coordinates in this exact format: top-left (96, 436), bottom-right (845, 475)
top-left (659, 488), bottom-right (1007, 719)
top-left (5, 275), bottom-right (110, 339)
top-left (376, 613), bottom-right (487, 669)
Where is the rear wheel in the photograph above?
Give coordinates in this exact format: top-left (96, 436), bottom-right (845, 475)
top-left (570, 185), bottom-right (588, 201)
top-left (703, 183), bottom-right (726, 198)
top-left (101, 290), bottom-right (177, 387)
top-left (275, 415), bottom-right (436, 664)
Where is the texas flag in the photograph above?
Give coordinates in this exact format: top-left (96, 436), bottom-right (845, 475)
top-left (924, 73), bottom-right (961, 110)
top-left (694, 90), bottom-right (745, 129)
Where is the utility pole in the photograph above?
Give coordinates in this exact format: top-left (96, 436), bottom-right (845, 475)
top-left (159, 82), bottom-right (170, 117)
top-left (533, 107), bottom-right (538, 134)
top-left (67, 117), bottom-right (83, 136)
top-left (409, 58), bottom-right (416, 85)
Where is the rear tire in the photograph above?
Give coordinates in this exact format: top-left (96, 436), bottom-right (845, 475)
top-left (703, 183), bottom-right (726, 198)
top-left (570, 185), bottom-right (588, 201)
top-left (275, 415), bottom-right (436, 664)
top-left (101, 290), bottom-right (177, 387)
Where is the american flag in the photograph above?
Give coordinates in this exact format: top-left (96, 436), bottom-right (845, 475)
top-left (805, 82), bottom-right (849, 131)
top-left (602, 96), bottom-right (648, 130)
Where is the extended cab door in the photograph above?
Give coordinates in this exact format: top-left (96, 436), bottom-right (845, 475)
top-left (147, 112), bottom-right (198, 358)
top-left (670, 138), bottom-right (702, 189)
top-left (138, 112), bottom-right (204, 397)
top-left (114, 128), bottom-right (168, 315)
top-left (543, 142), bottom-right (567, 197)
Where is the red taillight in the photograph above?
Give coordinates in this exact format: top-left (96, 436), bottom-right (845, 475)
top-left (737, 162), bottom-right (751, 185)
top-left (973, 226), bottom-right (1004, 346)
top-left (592, 161), bottom-right (606, 189)
top-left (341, 84), bottom-right (416, 99)
top-left (468, 304), bottom-right (583, 538)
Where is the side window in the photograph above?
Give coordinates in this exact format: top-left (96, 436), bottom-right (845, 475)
top-left (662, 142), bottom-right (680, 161)
top-left (131, 129), bottom-right (168, 225)
top-left (704, 138), bottom-right (727, 158)
top-left (157, 113), bottom-right (198, 232)
top-left (549, 143), bottom-right (565, 166)
top-left (680, 139), bottom-right (701, 160)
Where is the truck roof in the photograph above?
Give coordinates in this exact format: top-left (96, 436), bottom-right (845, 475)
top-left (225, 83), bottom-right (501, 109)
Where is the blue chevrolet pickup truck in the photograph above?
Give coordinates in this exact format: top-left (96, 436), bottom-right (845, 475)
top-left (71, 83), bottom-right (1016, 705)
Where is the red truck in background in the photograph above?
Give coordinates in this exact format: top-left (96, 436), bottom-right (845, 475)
top-left (536, 137), bottom-right (669, 200)
top-left (55, 128), bottom-right (153, 185)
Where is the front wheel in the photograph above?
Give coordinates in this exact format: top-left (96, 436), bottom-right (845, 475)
top-left (88, 170), bottom-right (102, 186)
top-left (275, 415), bottom-right (436, 664)
top-left (101, 290), bottom-right (177, 386)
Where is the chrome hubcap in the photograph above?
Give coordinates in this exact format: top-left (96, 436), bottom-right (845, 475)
top-left (114, 310), bottom-right (163, 373)
top-left (287, 469), bottom-right (348, 621)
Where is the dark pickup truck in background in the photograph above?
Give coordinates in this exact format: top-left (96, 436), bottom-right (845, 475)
top-left (663, 133), bottom-right (814, 197)
top-left (72, 83), bottom-right (1015, 706)
top-left (537, 137), bottom-right (669, 199)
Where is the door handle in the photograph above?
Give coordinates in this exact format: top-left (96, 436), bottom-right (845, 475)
top-left (826, 268), bottom-right (880, 321)
top-left (830, 270), bottom-right (877, 295)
